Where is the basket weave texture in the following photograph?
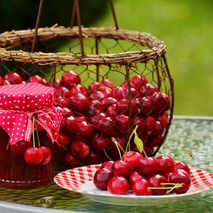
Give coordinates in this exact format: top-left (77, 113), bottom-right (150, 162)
top-left (0, 25), bottom-right (166, 65)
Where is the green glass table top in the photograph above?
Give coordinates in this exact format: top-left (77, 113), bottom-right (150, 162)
top-left (0, 116), bottom-right (213, 213)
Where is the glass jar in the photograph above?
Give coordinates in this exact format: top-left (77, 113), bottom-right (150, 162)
top-left (0, 83), bottom-right (63, 189)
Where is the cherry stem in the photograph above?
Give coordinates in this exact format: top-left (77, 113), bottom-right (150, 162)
top-left (111, 137), bottom-right (123, 160)
top-left (147, 183), bottom-right (184, 194)
top-left (103, 149), bottom-right (113, 161)
top-left (188, 151), bottom-right (193, 167)
top-left (126, 124), bottom-right (139, 154)
top-left (32, 115), bottom-right (36, 148)
top-left (34, 116), bottom-right (40, 146)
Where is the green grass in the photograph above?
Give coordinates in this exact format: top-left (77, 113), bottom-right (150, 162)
top-left (89, 0), bottom-right (213, 116)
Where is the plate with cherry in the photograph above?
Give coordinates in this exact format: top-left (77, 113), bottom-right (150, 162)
top-left (54, 130), bottom-right (213, 206)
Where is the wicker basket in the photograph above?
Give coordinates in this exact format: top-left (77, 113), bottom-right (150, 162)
top-left (0, 0), bottom-right (174, 170)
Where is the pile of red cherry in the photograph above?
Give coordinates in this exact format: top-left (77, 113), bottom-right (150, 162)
top-left (93, 151), bottom-right (192, 196)
top-left (0, 70), bottom-right (170, 167)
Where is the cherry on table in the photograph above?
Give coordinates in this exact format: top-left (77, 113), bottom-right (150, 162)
top-left (148, 174), bottom-right (168, 195)
top-left (132, 178), bottom-right (152, 196)
top-left (129, 171), bottom-right (145, 188)
top-left (174, 162), bottom-right (190, 175)
top-left (93, 168), bottom-right (113, 190)
top-left (112, 160), bottom-right (133, 179)
top-left (107, 176), bottom-right (129, 195)
top-left (100, 161), bottom-right (114, 171)
top-left (156, 155), bottom-right (175, 174)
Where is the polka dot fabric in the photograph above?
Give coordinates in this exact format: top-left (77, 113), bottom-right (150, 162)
top-left (0, 83), bottom-right (63, 145)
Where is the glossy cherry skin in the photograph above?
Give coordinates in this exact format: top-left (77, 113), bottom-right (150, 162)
top-left (100, 161), bottom-right (114, 171)
top-left (107, 176), bottom-right (129, 195)
top-left (139, 83), bottom-right (159, 97)
top-left (115, 99), bottom-right (137, 116)
top-left (97, 117), bottom-right (116, 136)
top-left (156, 155), bottom-right (175, 174)
top-left (129, 171), bottom-right (145, 188)
top-left (70, 140), bottom-right (90, 158)
top-left (93, 168), bottom-right (113, 190)
top-left (10, 140), bottom-right (32, 156)
top-left (24, 147), bottom-right (43, 165)
top-left (161, 93), bottom-right (170, 111)
top-left (88, 81), bottom-right (100, 91)
top-left (133, 116), bottom-right (146, 134)
top-left (61, 107), bottom-right (74, 118)
top-left (106, 104), bottom-right (117, 117)
top-left (91, 134), bottom-right (111, 151)
top-left (115, 114), bottom-right (133, 136)
top-left (63, 151), bottom-right (81, 167)
top-left (99, 79), bottom-right (114, 89)
top-left (90, 91), bottom-right (105, 101)
top-left (121, 151), bottom-right (144, 171)
top-left (62, 116), bottom-right (77, 132)
top-left (69, 84), bottom-right (89, 97)
top-left (28, 75), bottom-right (44, 84)
top-left (159, 112), bottom-right (168, 128)
top-left (76, 121), bottom-right (94, 141)
top-left (62, 70), bottom-right (81, 87)
top-left (4, 72), bottom-right (23, 84)
top-left (174, 162), bottom-right (190, 175)
top-left (37, 146), bottom-right (52, 165)
top-left (169, 169), bottom-right (191, 194)
top-left (84, 149), bottom-right (102, 165)
top-left (148, 174), bottom-right (168, 195)
top-left (68, 93), bottom-right (89, 113)
top-left (138, 157), bottom-right (159, 178)
top-left (100, 97), bottom-right (117, 111)
top-left (112, 160), bottom-right (133, 179)
top-left (54, 97), bottom-right (72, 109)
top-left (132, 178), bottom-right (152, 196)
top-left (56, 132), bottom-right (71, 149)
top-left (55, 86), bottom-right (70, 98)
top-left (130, 75), bottom-right (148, 89)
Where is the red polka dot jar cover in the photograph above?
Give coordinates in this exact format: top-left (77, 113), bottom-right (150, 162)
top-left (0, 82), bottom-right (63, 146)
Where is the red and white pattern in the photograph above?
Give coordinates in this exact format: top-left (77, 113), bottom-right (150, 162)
top-left (0, 83), bottom-right (63, 145)
top-left (54, 165), bottom-right (213, 196)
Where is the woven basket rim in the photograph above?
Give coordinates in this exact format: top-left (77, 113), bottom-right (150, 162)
top-left (0, 25), bottom-right (167, 65)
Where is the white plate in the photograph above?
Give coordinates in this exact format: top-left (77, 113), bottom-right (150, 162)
top-left (54, 164), bottom-right (213, 206)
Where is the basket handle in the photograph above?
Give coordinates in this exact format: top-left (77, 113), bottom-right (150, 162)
top-left (31, 0), bottom-right (119, 56)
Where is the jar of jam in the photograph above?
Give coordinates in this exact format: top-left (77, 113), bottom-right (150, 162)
top-left (0, 82), bottom-right (63, 189)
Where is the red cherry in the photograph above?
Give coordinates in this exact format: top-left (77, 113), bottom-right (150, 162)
top-left (120, 87), bottom-right (140, 99)
top-left (0, 76), bottom-right (3, 84)
top-left (76, 121), bottom-right (94, 141)
top-left (100, 97), bottom-right (117, 111)
top-left (158, 112), bottom-right (168, 128)
top-left (169, 169), bottom-right (191, 194)
top-left (138, 157), bottom-right (159, 178)
top-left (68, 93), bottom-right (88, 113)
top-left (55, 86), bottom-right (70, 98)
top-left (143, 116), bottom-right (156, 136)
top-left (28, 75), bottom-right (44, 84)
top-left (4, 72), bottom-right (23, 84)
top-left (37, 146), bottom-right (52, 165)
top-left (174, 162), bottom-right (190, 175)
top-left (62, 70), bottom-right (81, 87)
top-left (93, 168), bottom-right (113, 190)
top-left (129, 171), bottom-right (145, 188)
top-left (56, 132), bottom-right (71, 149)
top-left (110, 136), bottom-right (125, 153)
top-left (152, 92), bottom-right (166, 113)
top-left (70, 140), bottom-right (90, 158)
top-left (107, 176), bottom-right (129, 195)
top-left (97, 117), bottom-right (116, 136)
top-left (115, 99), bottom-right (137, 116)
top-left (148, 174), bottom-right (168, 195)
top-left (112, 160), bottom-right (133, 179)
top-left (75, 115), bottom-right (87, 122)
top-left (112, 86), bottom-right (124, 100)
top-left (85, 100), bottom-right (101, 118)
top-left (1, 80), bottom-right (11, 85)
top-left (153, 121), bottom-right (164, 135)
top-left (91, 134), bottom-right (111, 151)
top-left (88, 81), bottom-right (100, 91)
top-left (24, 147), bottom-right (43, 165)
top-left (54, 97), bottom-right (72, 109)
top-left (84, 149), bottom-right (102, 165)
top-left (62, 115), bottom-right (77, 132)
top-left (63, 151), bottom-right (81, 167)
top-left (139, 83), bottom-right (158, 97)
top-left (135, 97), bottom-right (153, 115)
top-left (90, 91), bottom-right (105, 101)
top-left (69, 84), bottom-right (89, 97)
top-left (61, 107), bottom-right (74, 118)
top-left (99, 88), bottom-right (112, 97)
top-left (99, 79), bottom-right (114, 89)
top-left (132, 178), bottom-right (152, 196)
top-left (10, 140), bottom-right (32, 156)
top-left (121, 151), bottom-right (143, 171)
top-left (100, 161), bottom-right (114, 171)
top-left (133, 116), bottom-right (146, 134)
top-left (147, 135), bottom-right (163, 148)
top-left (106, 104), bottom-right (117, 117)
top-left (115, 114), bottom-right (133, 137)
top-left (161, 93), bottom-right (170, 111)
top-left (130, 75), bottom-right (148, 89)
top-left (156, 155), bottom-right (175, 174)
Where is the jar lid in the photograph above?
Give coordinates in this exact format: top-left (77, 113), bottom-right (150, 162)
top-left (0, 83), bottom-right (63, 145)
top-left (0, 82), bottom-right (55, 111)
